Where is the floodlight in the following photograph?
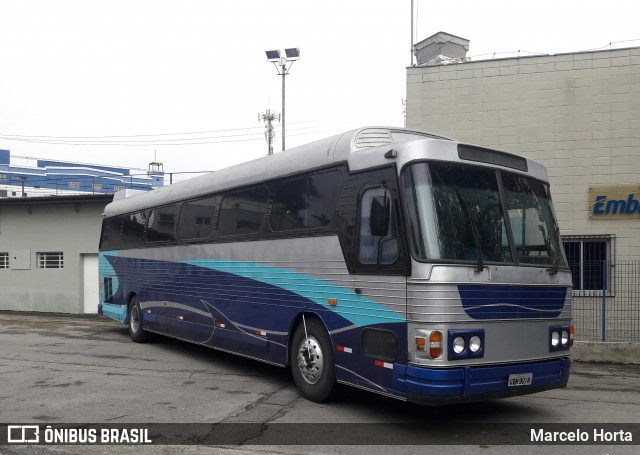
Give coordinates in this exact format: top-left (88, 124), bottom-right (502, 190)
top-left (265, 49), bottom-right (281, 61)
top-left (285, 48), bottom-right (300, 59)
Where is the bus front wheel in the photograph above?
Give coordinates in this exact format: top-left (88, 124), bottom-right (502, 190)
top-left (128, 295), bottom-right (147, 343)
top-left (290, 317), bottom-right (336, 402)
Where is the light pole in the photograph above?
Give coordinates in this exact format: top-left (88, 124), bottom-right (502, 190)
top-left (265, 48), bottom-right (300, 152)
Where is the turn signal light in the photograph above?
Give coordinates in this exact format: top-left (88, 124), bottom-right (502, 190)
top-left (415, 337), bottom-right (426, 351)
top-left (429, 331), bottom-right (443, 359)
top-left (570, 325), bottom-right (575, 347)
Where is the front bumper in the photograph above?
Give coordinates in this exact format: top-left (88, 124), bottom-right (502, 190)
top-left (399, 357), bottom-right (570, 405)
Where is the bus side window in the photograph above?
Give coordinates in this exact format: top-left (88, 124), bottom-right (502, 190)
top-left (177, 196), bottom-right (218, 240)
top-left (121, 212), bottom-right (147, 246)
top-left (101, 217), bottom-right (124, 249)
top-left (218, 187), bottom-right (268, 236)
top-left (147, 204), bottom-right (179, 243)
top-left (358, 188), bottom-right (398, 265)
top-left (270, 171), bottom-right (341, 231)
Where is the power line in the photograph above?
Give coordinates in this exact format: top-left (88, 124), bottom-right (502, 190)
top-left (0, 120), bottom-right (319, 140)
top-left (0, 127), bottom-right (339, 147)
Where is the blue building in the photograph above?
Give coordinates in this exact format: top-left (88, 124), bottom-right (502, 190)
top-left (0, 149), bottom-right (164, 198)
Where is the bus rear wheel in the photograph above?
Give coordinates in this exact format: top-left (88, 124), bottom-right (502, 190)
top-left (128, 295), bottom-right (148, 343)
top-left (290, 317), bottom-right (336, 402)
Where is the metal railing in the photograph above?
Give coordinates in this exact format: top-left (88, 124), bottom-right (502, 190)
top-left (572, 261), bottom-right (640, 342)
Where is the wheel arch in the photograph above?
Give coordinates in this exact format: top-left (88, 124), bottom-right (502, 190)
top-left (125, 291), bottom-right (140, 324)
top-left (286, 311), bottom-right (333, 367)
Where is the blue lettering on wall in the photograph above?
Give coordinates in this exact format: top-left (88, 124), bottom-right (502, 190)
top-left (626, 194), bottom-right (639, 214)
top-left (593, 193), bottom-right (640, 216)
top-left (606, 199), bottom-right (626, 214)
top-left (593, 195), bottom-right (606, 215)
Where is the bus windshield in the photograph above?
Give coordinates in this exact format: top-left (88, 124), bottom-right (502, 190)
top-left (403, 162), bottom-right (566, 267)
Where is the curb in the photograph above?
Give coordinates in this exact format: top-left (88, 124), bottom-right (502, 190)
top-left (572, 341), bottom-right (640, 365)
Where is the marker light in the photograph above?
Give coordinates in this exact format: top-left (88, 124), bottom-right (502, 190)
top-left (469, 335), bottom-right (482, 353)
top-left (452, 336), bottom-right (465, 354)
top-left (429, 331), bottom-right (443, 359)
top-left (415, 337), bottom-right (426, 351)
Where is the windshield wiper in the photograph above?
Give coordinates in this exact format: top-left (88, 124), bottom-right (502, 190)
top-left (453, 186), bottom-right (484, 273)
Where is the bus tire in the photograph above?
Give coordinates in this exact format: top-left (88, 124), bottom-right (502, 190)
top-left (290, 317), bottom-right (336, 402)
top-left (128, 295), bottom-right (147, 343)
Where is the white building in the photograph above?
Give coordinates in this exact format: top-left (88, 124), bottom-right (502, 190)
top-left (0, 195), bottom-right (112, 314)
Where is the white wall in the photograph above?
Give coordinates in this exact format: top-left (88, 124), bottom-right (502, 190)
top-left (0, 199), bottom-right (109, 313)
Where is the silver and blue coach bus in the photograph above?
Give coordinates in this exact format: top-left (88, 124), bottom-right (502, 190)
top-left (98, 127), bottom-right (573, 404)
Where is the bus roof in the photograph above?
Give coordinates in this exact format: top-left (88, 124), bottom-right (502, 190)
top-left (103, 126), bottom-right (545, 218)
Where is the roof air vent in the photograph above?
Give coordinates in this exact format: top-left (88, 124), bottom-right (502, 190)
top-left (354, 128), bottom-right (393, 149)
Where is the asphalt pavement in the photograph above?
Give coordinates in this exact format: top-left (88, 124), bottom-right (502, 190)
top-left (0, 311), bottom-right (638, 455)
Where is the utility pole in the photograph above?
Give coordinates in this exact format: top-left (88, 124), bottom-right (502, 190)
top-left (259, 109), bottom-right (280, 155)
top-left (410, 0), bottom-right (414, 66)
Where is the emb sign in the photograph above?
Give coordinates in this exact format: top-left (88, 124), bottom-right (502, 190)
top-left (590, 186), bottom-right (640, 219)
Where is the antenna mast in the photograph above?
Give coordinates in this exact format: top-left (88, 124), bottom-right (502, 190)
top-left (258, 109), bottom-right (280, 155)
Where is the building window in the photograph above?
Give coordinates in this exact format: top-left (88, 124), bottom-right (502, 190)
top-left (93, 182), bottom-right (103, 191)
top-left (562, 235), bottom-right (614, 292)
top-left (68, 181), bottom-right (80, 189)
top-left (0, 252), bottom-right (8, 269)
top-left (0, 190), bottom-right (7, 198)
top-left (12, 175), bottom-right (20, 181)
top-left (37, 252), bottom-right (64, 269)
top-left (195, 216), bottom-right (211, 225)
top-left (0, 173), bottom-right (6, 180)
top-left (113, 185), bottom-right (125, 192)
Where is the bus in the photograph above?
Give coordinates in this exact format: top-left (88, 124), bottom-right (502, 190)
top-left (98, 126), bottom-right (573, 404)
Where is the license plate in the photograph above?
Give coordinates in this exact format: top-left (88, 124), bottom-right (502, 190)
top-left (508, 373), bottom-right (533, 387)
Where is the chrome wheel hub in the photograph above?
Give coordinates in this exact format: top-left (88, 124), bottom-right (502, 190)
top-left (297, 336), bottom-right (324, 384)
top-left (130, 305), bottom-right (140, 334)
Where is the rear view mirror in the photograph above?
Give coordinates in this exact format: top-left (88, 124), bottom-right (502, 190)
top-left (370, 196), bottom-right (390, 237)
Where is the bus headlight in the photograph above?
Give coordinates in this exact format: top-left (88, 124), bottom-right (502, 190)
top-left (469, 335), bottom-right (482, 353)
top-left (452, 336), bottom-right (465, 354)
top-left (549, 325), bottom-right (571, 352)
top-left (447, 329), bottom-right (484, 360)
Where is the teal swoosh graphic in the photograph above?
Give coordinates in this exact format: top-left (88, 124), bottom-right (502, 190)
top-left (182, 259), bottom-right (405, 327)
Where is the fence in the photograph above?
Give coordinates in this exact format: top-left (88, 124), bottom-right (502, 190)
top-left (572, 261), bottom-right (640, 342)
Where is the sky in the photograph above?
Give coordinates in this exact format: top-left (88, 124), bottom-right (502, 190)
top-left (1, 0), bottom-right (639, 182)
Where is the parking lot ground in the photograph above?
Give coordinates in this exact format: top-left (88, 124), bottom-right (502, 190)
top-left (0, 311), bottom-right (639, 455)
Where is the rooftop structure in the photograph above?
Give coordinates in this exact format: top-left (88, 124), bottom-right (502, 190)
top-left (413, 31), bottom-right (470, 66)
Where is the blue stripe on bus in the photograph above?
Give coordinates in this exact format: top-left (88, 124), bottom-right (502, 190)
top-left (183, 259), bottom-right (406, 327)
top-left (101, 302), bottom-right (127, 323)
top-left (99, 251), bottom-right (120, 298)
top-left (458, 285), bottom-right (566, 319)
